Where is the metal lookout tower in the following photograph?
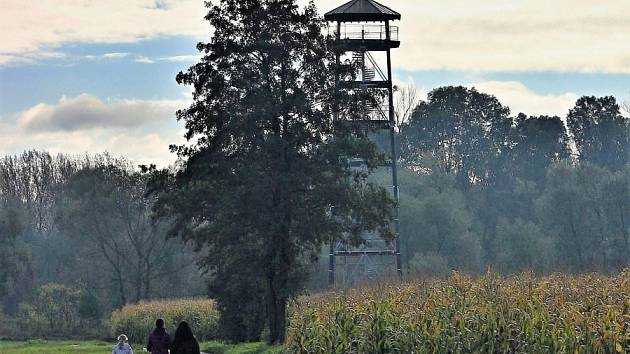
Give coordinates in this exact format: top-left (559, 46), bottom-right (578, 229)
top-left (325, 0), bottom-right (402, 287)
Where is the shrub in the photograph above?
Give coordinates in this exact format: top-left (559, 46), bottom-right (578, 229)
top-left (78, 291), bottom-right (102, 321)
top-left (110, 298), bottom-right (218, 343)
top-left (13, 283), bottom-right (99, 339)
top-left (0, 309), bottom-right (17, 339)
top-left (408, 252), bottom-right (449, 277)
top-left (285, 270), bottom-right (630, 353)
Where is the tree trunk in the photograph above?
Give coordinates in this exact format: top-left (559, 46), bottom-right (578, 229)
top-left (266, 218), bottom-right (290, 344)
top-left (620, 206), bottom-right (629, 264)
top-left (266, 274), bottom-right (279, 344)
top-left (568, 212), bottom-right (584, 272)
top-left (266, 273), bottom-right (287, 344)
top-left (593, 207), bottom-right (608, 272)
top-left (116, 266), bottom-right (127, 306)
top-left (135, 257), bottom-right (143, 303)
top-left (144, 259), bottom-right (151, 299)
top-left (273, 296), bottom-right (287, 343)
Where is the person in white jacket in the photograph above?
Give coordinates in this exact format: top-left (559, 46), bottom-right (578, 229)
top-left (113, 334), bottom-right (134, 354)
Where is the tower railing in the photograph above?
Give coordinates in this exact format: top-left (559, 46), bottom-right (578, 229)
top-left (328, 24), bottom-right (399, 41)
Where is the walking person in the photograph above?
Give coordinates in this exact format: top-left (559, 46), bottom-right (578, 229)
top-left (112, 334), bottom-right (134, 354)
top-left (146, 318), bottom-right (171, 354)
top-left (170, 321), bottom-right (201, 354)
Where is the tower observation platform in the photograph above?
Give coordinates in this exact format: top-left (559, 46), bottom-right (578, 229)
top-left (325, 0), bottom-right (400, 51)
top-left (325, 0), bottom-right (403, 287)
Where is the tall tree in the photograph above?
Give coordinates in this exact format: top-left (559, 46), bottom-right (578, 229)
top-left (0, 151), bottom-right (83, 287)
top-left (0, 200), bottom-right (34, 315)
top-left (567, 96), bottom-right (629, 171)
top-left (57, 163), bottom-right (176, 306)
top-left (509, 114), bottom-right (571, 186)
top-left (400, 86), bottom-right (511, 188)
top-left (400, 87), bottom-right (512, 265)
top-left (0, 201), bottom-right (24, 298)
top-left (151, 0), bottom-right (393, 343)
top-left (536, 161), bottom-right (626, 272)
top-left (392, 161), bottom-right (481, 273)
top-left (394, 83), bottom-right (421, 128)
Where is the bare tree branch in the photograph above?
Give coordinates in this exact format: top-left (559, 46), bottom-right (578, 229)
top-left (394, 83), bottom-right (421, 127)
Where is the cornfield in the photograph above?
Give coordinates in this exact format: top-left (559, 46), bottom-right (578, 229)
top-left (110, 298), bottom-right (218, 343)
top-left (285, 270), bottom-right (630, 353)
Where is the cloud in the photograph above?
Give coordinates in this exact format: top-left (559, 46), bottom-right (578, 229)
top-left (0, 0), bottom-right (208, 64)
top-left (131, 54), bottom-right (202, 64)
top-left (158, 54), bottom-right (202, 62)
top-left (0, 50), bottom-right (65, 65)
top-left (102, 52), bottom-right (129, 59)
top-left (1, 94), bottom-right (189, 167)
top-left (0, 122), bottom-right (184, 168)
top-left (84, 52), bottom-right (130, 61)
top-left (470, 81), bottom-right (578, 117)
top-left (389, 77), bottom-right (577, 117)
top-left (306, 0), bottom-right (630, 73)
top-left (135, 56), bottom-right (155, 64)
top-left (3, 0), bottom-right (630, 73)
top-left (16, 94), bottom-right (185, 132)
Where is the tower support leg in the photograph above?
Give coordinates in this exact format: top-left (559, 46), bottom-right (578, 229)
top-left (385, 23), bottom-right (403, 279)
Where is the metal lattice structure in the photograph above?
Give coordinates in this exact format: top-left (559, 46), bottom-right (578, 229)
top-left (325, 0), bottom-right (402, 287)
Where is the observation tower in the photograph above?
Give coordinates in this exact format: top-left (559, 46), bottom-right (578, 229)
top-left (325, 0), bottom-right (402, 286)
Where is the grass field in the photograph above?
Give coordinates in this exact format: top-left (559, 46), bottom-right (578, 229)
top-left (202, 341), bottom-right (282, 354)
top-left (0, 341), bottom-right (111, 354)
top-left (0, 340), bottom-right (282, 354)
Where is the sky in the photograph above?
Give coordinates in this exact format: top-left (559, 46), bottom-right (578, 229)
top-left (1, 0), bottom-right (629, 167)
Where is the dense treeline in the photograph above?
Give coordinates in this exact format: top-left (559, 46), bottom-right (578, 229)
top-left (306, 88), bottom-right (628, 290)
top-left (394, 87), bottom-right (629, 276)
top-left (0, 152), bottom-right (205, 338)
top-left (0, 88), bottom-right (627, 341)
top-left (1, 89), bottom-right (628, 341)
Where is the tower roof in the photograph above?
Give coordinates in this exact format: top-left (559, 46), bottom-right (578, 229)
top-left (324, 0), bottom-right (401, 22)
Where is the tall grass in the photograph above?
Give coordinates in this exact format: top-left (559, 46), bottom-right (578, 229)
top-left (285, 270), bottom-right (630, 353)
top-left (110, 298), bottom-right (219, 343)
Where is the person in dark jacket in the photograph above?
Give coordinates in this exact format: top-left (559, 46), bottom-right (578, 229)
top-left (146, 318), bottom-right (171, 354)
top-left (170, 321), bottom-right (201, 354)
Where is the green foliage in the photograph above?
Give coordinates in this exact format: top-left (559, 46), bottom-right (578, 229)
top-left (11, 284), bottom-right (99, 340)
top-left (57, 163), bottom-right (176, 306)
top-left (567, 96), bottom-right (629, 171)
top-left (0, 340), bottom-right (281, 354)
top-left (202, 341), bottom-right (282, 354)
top-left (408, 252), bottom-right (449, 277)
top-left (536, 161), bottom-right (630, 272)
top-left (210, 273), bottom-right (267, 343)
top-left (77, 291), bottom-right (102, 321)
top-left (395, 86), bottom-right (628, 276)
top-left (509, 114), bottom-right (571, 186)
top-left (0, 202), bottom-right (26, 299)
top-left (400, 86), bottom-right (512, 188)
top-left (0, 309), bottom-right (16, 339)
top-left (0, 340), bottom-right (113, 354)
top-left (109, 299), bottom-right (219, 343)
top-left (285, 270), bottom-right (630, 353)
top-left (0, 151), bottom-right (206, 321)
top-left (494, 218), bottom-right (552, 273)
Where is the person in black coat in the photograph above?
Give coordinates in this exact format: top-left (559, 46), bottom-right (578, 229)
top-left (169, 321), bottom-right (201, 354)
